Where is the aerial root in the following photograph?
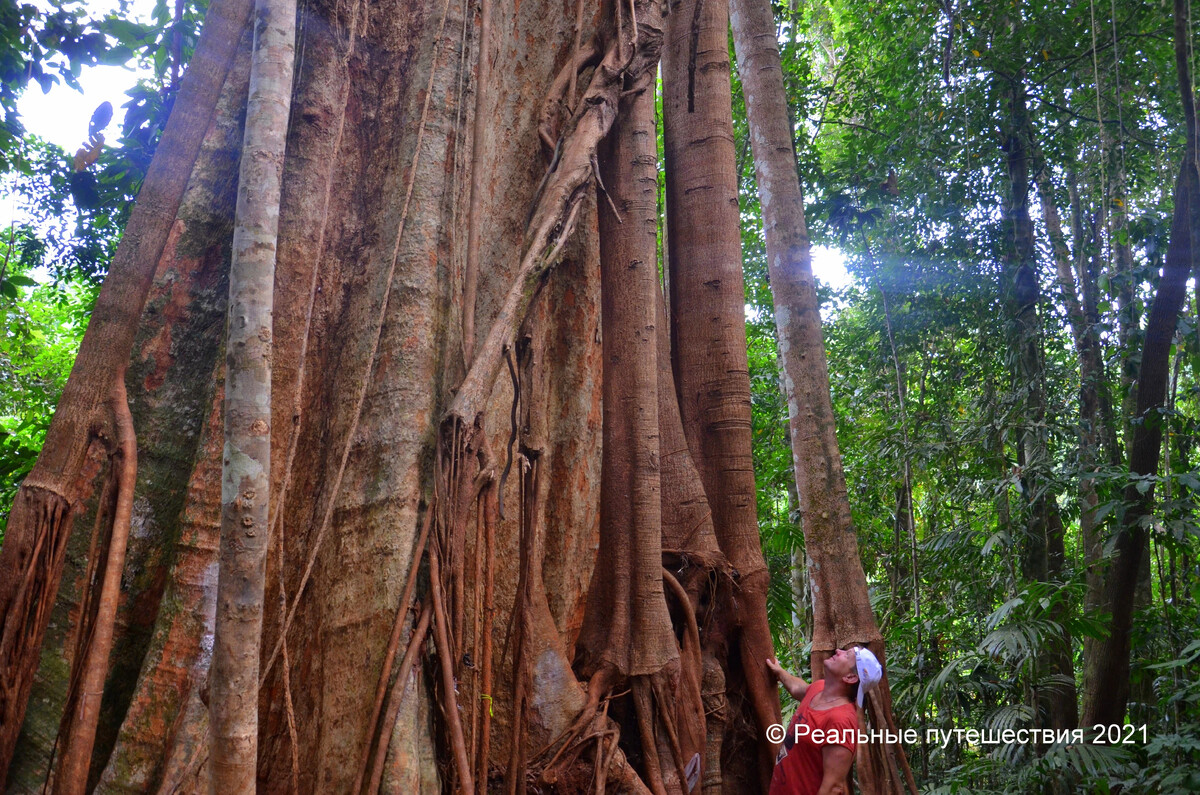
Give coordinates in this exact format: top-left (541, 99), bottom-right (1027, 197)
top-left (430, 544), bottom-right (475, 793)
top-left (365, 602), bottom-right (433, 795)
top-left (353, 505), bottom-right (433, 794)
top-left (445, 6), bottom-right (663, 435)
top-left (534, 665), bottom-right (615, 776)
top-left (51, 375), bottom-right (138, 795)
top-left (527, 664), bottom-right (669, 795)
top-left (422, 6), bottom-right (667, 792)
top-left (633, 678), bottom-right (668, 795)
top-left (539, 38), bottom-right (602, 154)
top-left (592, 152), bottom-right (624, 223)
top-left (652, 673), bottom-right (690, 789)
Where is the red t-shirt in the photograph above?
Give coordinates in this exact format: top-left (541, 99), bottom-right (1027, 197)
top-left (768, 680), bottom-right (858, 795)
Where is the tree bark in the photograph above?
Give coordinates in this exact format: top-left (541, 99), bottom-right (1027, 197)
top-left (1038, 162), bottom-right (1109, 733)
top-left (0, 0), bottom-right (253, 780)
top-left (576, 70), bottom-right (704, 793)
top-left (1043, 167), bottom-right (1105, 572)
top-left (656, 264), bottom-right (730, 795)
top-left (728, 0), bottom-right (914, 790)
top-left (661, 0), bottom-right (781, 789)
top-left (52, 378), bottom-right (137, 795)
top-left (1, 0), bottom-right (781, 789)
top-left (209, 0), bottom-right (296, 788)
top-left (578, 67), bottom-right (676, 683)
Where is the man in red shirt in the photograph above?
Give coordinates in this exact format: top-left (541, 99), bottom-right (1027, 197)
top-left (766, 646), bottom-right (882, 795)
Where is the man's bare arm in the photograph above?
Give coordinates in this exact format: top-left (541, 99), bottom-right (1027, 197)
top-left (766, 657), bottom-right (808, 700)
top-left (816, 745), bottom-right (854, 795)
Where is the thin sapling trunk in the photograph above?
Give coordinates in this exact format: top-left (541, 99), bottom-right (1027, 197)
top-left (209, 0), bottom-right (296, 787)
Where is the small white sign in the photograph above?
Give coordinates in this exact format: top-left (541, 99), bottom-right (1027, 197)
top-left (685, 752), bottom-right (701, 792)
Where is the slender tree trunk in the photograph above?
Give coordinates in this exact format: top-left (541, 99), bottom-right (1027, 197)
top-left (1000, 73), bottom-right (1077, 732)
top-left (1050, 169), bottom-right (1108, 615)
top-left (656, 265), bottom-right (731, 795)
top-left (1083, 0), bottom-right (1200, 726)
top-left (1003, 75), bottom-right (1047, 583)
top-left (728, 0), bottom-right (879, 663)
top-left (1067, 179), bottom-right (1130, 702)
top-left (209, 0), bottom-right (296, 788)
top-left (1112, 166), bottom-right (1140, 447)
top-left (662, 0), bottom-right (781, 789)
top-left (728, 0), bottom-right (915, 791)
top-left (1034, 159), bottom-right (1094, 734)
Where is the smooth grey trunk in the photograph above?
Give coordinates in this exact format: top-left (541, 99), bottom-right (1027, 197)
top-left (210, 0), bottom-right (296, 788)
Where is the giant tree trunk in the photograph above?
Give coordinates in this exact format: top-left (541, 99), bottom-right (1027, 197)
top-left (727, 0), bottom-right (914, 791)
top-left (1, 0), bottom-right (782, 790)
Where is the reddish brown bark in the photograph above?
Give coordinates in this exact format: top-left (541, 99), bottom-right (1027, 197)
top-left (0, 0), bottom-right (252, 780)
top-left (366, 602), bottom-right (432, 795)
top-left (728, 0), bottom-right (914, 788)
top-left (656, 280), bottom-right (731, 795)
top-left (577, 69), bottom-right (675, 683)
top-left (574, 65), bottom-right (703, 794)
top-left (661, 0), bottom-right (781, 788)
top-left (4, 0), bottom-right (780, 789)
top-left (353, 505), bottom-right (430, 794)
top-left (460, 0), bottom-right (493, 366)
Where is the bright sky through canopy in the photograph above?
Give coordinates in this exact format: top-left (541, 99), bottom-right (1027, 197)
top-left (17, 0), bottom-right (157, 153)
top-left (811, 244), bottom-right (851, 291)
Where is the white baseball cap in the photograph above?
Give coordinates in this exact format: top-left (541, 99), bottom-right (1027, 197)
top-left (855, 647), bottom-right (882, 708)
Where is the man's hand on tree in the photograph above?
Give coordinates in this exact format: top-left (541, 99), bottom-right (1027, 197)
top-left (766, 657), bottom-right (809, 700)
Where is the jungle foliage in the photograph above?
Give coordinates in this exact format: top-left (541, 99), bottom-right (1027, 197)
top-left (736, 0), bottom-right (1200, 791)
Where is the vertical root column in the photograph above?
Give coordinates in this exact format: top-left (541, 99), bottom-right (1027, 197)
top-left (54, 377), bottom-right (138, 795)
